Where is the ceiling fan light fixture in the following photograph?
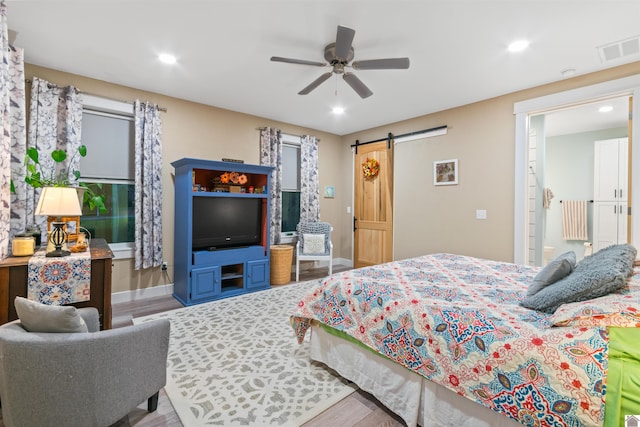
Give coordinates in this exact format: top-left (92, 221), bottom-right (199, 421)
top-left (271, 25), bottom-right (409, 99)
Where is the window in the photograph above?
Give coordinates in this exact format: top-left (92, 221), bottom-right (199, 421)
top-left (79, 95), bottom-right (135, 258)
top-left (281, 134), bottom-right (301, 243)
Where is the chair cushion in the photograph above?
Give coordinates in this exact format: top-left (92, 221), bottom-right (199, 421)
top-left (520, 244), bottom-right (637, 314)
top-left (302, 233), bottom-right (325, 254)
top-left (14, 296), bottom-right (88, 333)
top-left (526, 251), bottom-right (576, 296)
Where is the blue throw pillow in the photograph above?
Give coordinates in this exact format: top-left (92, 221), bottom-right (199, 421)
top-left (527, 251), bottom-right (576, 297)
top-left (520, 244), bottom-right (637, 314)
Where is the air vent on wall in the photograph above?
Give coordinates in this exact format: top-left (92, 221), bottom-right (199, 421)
top-left (598, 35), bottom-right (640, 62)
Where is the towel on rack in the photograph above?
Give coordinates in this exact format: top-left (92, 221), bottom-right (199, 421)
top-left (562, 200), bottom-right (588, 241)
top-left (543, 188), bottom-right (554, 208)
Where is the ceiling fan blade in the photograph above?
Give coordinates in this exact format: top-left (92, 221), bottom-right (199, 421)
top-left (298, 72), bottom-right (333, 95)
top-left (352, 57), bottom-right (410, 70)
top-left (343, 72), bottom-right (373, 99)
top-left (270, 56), bottom-right (327, 67)
top-left (335, 25), bottom-right (356, 60)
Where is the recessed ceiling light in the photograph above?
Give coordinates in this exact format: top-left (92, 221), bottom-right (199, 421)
top-left (332, 106), bottom-right (345, 115)
top-left (599, 105), bottom-right (614, 113)
top-left (561, 68), bottom-right (576, 78)
top-left (158, 53), bottom-right (177, 65)
top-left (508, 40), bottom-right (529, 53)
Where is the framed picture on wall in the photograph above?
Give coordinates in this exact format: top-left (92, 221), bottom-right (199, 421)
top-left (433, 159), bottom-right (458, 186)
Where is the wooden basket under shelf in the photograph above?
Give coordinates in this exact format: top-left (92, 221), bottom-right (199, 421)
top-left (270, 245), bottom-right (293, 285)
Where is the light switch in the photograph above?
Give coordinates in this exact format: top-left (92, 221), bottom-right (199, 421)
top-left (347, 206), bottom-right (351, 214)
top-left (476, 209), bottom-right (487, 220)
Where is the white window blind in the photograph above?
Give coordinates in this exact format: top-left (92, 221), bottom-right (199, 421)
top-left (79, 111), bottom-right (135, 180)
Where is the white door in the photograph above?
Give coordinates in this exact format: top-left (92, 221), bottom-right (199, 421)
top-left (618, 138), bottom-right (629, 202)
top-left (593, 139), bottom-right (621, 201)
top-left (619, 201), bottom-right (628, 244)
top-left (592, 201), bottom-right (619, 251)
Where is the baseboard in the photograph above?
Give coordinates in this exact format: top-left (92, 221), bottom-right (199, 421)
top-left (334, 257), bottom-right (353, 268)
top-left (297, 258), bottom-right (352, 272)
top-left (111, 283), bottom-right (174, 304)
top-left (111, 258), bottom-right (353, 304)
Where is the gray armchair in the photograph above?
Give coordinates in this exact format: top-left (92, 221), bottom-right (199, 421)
top-left (0, 307), bottom-right (170, 427)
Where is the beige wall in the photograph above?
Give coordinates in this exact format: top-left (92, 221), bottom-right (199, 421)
top-left (341, 61), bottom-right (640, 263)
top-left (23, 61), bottom-right (640, 294)
top-left (24, 64), bottom-right (346, 294)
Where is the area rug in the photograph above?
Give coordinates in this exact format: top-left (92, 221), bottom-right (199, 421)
top-left (135, 280), bottom-right (358, 426)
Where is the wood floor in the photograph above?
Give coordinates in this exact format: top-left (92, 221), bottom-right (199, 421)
top-left (111, 265), bottom-right (406, 427)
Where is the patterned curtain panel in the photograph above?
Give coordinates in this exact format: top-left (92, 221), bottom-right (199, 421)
top-left (23, 78), bottom-right (82, 239)
top-left (134, 100), bottom-right (163, 270)
top-left (259, 127), bottom-right (282, 245)
top-left (7, 46), bottom-right (26, 248)
top-left (0, 2), bottom-right (26, 260)
top-left (300, 135), bottom-right (320, 222)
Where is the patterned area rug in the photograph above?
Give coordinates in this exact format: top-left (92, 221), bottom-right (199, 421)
top-left (135, 280), bottom-right (357, 426)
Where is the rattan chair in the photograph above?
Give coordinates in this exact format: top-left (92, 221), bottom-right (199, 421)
top-left (296, 221), bottom-right (333, 281)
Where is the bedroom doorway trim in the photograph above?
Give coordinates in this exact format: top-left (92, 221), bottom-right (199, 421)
top-left (513, 74), bottom-right (640, 264)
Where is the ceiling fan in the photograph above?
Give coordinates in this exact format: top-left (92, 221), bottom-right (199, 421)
top-left (270, 25), bottom-right (410, 99)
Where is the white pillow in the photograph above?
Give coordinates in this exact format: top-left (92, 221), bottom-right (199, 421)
top-left (302, 233), bottom-right (325, 254)
top-left (14, 296), bottom-right (88, 333)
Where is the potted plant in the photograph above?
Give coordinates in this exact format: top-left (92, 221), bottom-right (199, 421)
top-left (12, 145), bottom-right (106, 213)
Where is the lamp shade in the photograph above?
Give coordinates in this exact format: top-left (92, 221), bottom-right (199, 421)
top-left (35, 187), bottom-right (83, 217)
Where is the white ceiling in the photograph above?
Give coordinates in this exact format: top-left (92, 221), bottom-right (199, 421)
top-left (5, 0), bottom-right (640, 136)
top-left (544, 96), bottom-right (630, 137)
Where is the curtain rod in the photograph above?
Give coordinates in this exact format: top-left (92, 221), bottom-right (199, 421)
top-left (350, 125), bottom-right (448, 152)
top-left (25, 78), bottom-right (168, 113)
top-left (256, 127), bottom-right (321, 142)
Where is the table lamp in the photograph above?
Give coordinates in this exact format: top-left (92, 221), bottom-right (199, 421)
top-left (35, 187), bottom-right (83, 257)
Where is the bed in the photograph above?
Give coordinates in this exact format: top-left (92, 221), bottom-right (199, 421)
top-left (291, 249), bottom-right (640, 427)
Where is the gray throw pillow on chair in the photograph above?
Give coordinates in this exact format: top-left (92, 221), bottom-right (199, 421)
top-left (14, 296), bottom-right (88, 333)
top-left (526, 251), bottom-right (576, 297)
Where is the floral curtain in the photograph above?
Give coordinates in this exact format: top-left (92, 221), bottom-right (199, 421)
top-left (300, 135), bottom-right (320, 222)
top-left (20, 78), bottom-right (82, 240)
top-left (134, 100), bottom-right (163, 270)
top-left (7, 46), bottom-right (26, 248)
top-left (259, 127), bottom-right (282, 245)
top-left (0, 1), bottom-right (27, 260)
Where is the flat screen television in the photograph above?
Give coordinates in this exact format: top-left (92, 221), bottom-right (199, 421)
top-left (192, 197), bottom-right (262, 251)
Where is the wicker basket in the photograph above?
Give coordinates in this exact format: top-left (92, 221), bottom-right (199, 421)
top-left (270, 245), bottom-right (294, 285)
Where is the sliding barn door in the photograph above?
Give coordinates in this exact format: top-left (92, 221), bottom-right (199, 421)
top-left (353, 141), bottom-right (393, 268)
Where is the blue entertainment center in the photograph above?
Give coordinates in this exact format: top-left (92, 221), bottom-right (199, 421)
top-left (171, 158), bottom-right (273, 306)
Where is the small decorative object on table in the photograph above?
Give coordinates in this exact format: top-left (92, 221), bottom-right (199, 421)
top-left (12, 234), bottom-right (36, 256)
top-left (36, 187), bottom-right (83, 257)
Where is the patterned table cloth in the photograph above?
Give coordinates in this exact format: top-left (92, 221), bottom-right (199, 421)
top-left (291, 253), bottom-right (640, 426)
top-left (27, 248), bottom-right (91, 305)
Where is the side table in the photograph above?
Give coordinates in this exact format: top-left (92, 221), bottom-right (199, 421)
top-left (0, 238), bottom-right (114, 329)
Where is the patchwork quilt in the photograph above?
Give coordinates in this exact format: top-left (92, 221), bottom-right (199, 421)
top-left (291, 253), bottom-right (640, 426)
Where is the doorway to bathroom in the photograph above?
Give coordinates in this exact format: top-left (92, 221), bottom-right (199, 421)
top-left (528, 96), bottom-right (630, 266)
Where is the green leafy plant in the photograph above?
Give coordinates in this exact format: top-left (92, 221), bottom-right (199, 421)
top-left (21, 145), bottom-right (106, 213)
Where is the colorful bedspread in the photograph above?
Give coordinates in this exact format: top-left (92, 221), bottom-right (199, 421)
top-left (291, 254), bottom-right (640, 426)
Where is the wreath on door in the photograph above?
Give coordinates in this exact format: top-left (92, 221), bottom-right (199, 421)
top-left (362, 158), bottom-right (380, 178)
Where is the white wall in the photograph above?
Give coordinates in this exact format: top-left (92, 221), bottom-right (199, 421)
top-left (544, 127), bottom-right (627, 261)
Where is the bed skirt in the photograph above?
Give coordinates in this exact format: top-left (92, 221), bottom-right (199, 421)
top-left (309, 324), bottom-right (522, 427)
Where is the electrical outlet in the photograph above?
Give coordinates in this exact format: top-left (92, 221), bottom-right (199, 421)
top-left (161, 261), bottom-right (168, 271)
